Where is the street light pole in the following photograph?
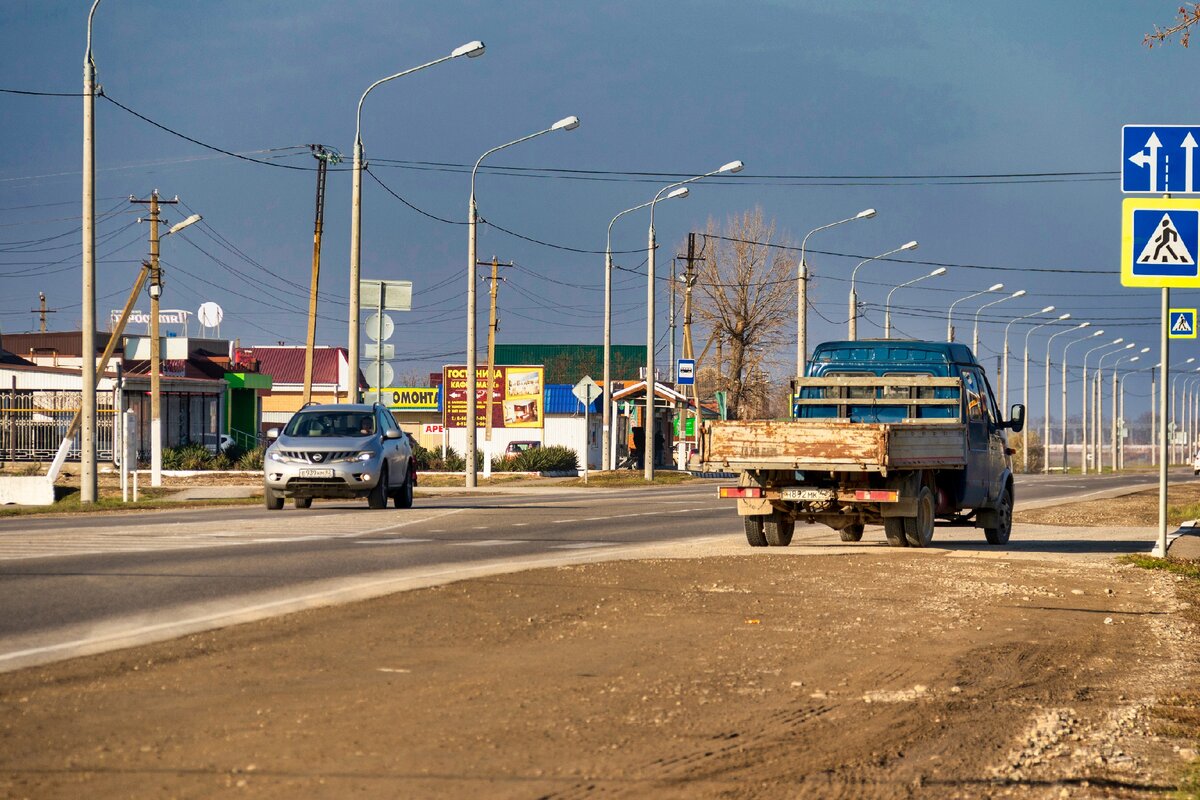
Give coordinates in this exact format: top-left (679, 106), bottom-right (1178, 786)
top-left (1044, 323), bottom-right (1089, 474)
top-left (347, 41), bottom-right (485, 404)
top-left (797, 209), bottom-right (875, 369)
top-left (1082, 338), bottom-right (1124, 475)
top-left (1022, 313), bottom-right (1071, 471)
top-left (1169, 357), bottom-right (1197, 465)
top-left (1002, 305), bottom-right (1054, 414)
top-left (1111, 352), bottom-right (1143, 471)
top-left (847, 241), bottom-right (918, 341)
top-left (884, 268), bottom-right (946, 339)
top-left (645, 160), bottom-right (744, 481)
top-left (1061, 329), bottom-right (1104, 472)
top-left (603, 189), bottom-right (688, 471)
top-left (467, 115), bottom-right (580, 487)
top-left (1098, 344), bottom-right (1137, 471)
top-left (948, 283), bottom-right (1004, 344)
top-left (973, 289), bottom-right (1025, 355)
top-left (80, 0), bottom-right (102, 504)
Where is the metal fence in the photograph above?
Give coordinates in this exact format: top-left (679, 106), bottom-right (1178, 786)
top-left (0, 390), bottom-right (115, 463)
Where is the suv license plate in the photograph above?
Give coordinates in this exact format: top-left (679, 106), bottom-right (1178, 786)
top-left (781, 488), bottom-right (834, 502)
top-left (299, 468), bottom-right (334, 478)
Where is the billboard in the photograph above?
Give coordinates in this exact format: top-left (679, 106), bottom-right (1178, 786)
top-left (443, 364), bottom-right (544, 429)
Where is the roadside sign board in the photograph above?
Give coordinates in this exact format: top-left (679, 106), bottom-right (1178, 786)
top-left (364, 342), bottom-right (395, 360)
top-left (1170, 308), bottom-right (1198, 338)
top-left (676, 358), bottom-right (696, 385)
top-left (359, 279), bottom-right (412, 311)
top-left (1121, 197), bottom-right (1200, 287)
top-left (442, 364), bottom-right (544, 429)
top-left (572, 376), bottom-right (602, 406)
top-left (1123, 125), bottom-right (1200, 194)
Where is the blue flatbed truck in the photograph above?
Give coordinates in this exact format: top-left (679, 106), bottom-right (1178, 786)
top-left (702, 340), bottom-right (1026, 548)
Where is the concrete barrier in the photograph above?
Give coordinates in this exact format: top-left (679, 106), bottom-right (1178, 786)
top-left (0, 476), bottom-right (55, 506)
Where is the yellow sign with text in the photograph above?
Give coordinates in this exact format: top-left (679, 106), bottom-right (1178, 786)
top-left (381, 387), bottom-right (441, 411)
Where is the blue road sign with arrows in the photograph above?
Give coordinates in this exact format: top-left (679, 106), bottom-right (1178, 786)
top-left (1123, 125), bottom-right (1200, 194)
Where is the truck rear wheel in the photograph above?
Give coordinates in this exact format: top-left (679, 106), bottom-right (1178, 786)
top-left (744, 516), bottom-right (768, 547)
top-left (984, 486), bottom-right (1013, 545)
top-left (883, 518), bottom-right (908, 547)
top-left (764, 512), bottom-right (794, 547)
top-left (904, 486), bottom-right (936, 547)
top-left (839, 523), bottom-right (864, 542)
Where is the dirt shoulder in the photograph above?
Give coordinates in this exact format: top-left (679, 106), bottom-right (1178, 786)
top-left (1015, 481), bottom-right (1200, 528)
top-left (1, 544), bottom-right (1197, 798)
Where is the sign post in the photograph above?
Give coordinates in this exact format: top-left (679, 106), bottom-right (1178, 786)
top-left (573, 376), bottom-right (602, 483)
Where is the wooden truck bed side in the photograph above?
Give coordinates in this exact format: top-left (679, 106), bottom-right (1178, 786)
top-left (701, 419), bottom-right (966, 473)
top-left (700, 375), bottom-right (967, 474)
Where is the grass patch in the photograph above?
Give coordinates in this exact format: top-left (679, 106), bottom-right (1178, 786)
top-left (1118, 554), bottom-right (1200, 580)
top-left (0, 486), bottom-right (261, 517)
top-left (559, 471), bottom-right (696, 488)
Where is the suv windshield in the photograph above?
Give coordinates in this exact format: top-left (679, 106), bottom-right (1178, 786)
top-left (283, 411), bottom-right (376, 438)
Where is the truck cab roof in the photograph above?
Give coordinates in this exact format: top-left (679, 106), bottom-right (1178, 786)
top-left (807, 340), bottom-right (981, 376)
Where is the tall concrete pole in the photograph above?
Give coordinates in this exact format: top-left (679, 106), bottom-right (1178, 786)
top-left (80, 0), bottom-right (102, 504)
top-left (148, 193), bottom-right (162, 488)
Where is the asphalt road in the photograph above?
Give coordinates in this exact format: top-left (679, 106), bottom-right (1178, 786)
top-left (0, 470), bottom-right (1187, 672)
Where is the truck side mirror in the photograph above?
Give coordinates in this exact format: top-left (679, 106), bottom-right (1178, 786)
top-left (1007, 404), bottom-right (1025, 433)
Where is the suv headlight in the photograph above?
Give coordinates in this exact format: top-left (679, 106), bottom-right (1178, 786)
top-left (269, 451), bottom-right (287, 463)
top-left (335, 451), bottom-right (375, 463)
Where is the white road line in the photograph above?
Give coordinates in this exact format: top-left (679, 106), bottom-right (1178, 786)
top-left (551, 542), bottom-right (617, 550)
top-left (355, 538), bottom-right (434, 546)
top-left (451, 540), bottom-right (523, 547)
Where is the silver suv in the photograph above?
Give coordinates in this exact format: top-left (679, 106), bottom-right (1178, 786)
top-left (263, 403), bottom-right (415, 510)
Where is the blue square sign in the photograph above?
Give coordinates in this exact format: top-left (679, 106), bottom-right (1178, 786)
top-left (1122, 198), bottom-right (1200, 287)
top-left (676, 358), bottom-right (695, 385)
top-left (1123, 125), bottom-right (1200, 194)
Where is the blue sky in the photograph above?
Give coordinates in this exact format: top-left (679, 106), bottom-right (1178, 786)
top-left (1, 1), bottom-right (1196, 416)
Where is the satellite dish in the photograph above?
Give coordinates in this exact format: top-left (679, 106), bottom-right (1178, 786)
top-left (197, 302), bottom-right (224, 330)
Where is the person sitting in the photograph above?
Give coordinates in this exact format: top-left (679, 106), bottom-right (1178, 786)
top-left (358, 416), bottom-right (375, 436)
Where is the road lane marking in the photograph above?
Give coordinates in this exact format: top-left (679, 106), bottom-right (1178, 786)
top-left (551, 542), bottom-right (618, 549)
top-left (355, 538), bottom-right (434, 546)
top-left (451, 540), bottom-right (523, 547)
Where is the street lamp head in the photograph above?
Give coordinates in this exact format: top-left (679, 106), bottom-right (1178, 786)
top-left (901, 240), bottom-right (919, 251)
top-left (930, 267), bottom-right (947, 277)
top-left (1129, 356), bottom-right (1140, 364)
top-left (1010, 289), bottom-right (1027, 298)
top-left (1092, 330), bottom-right (1105, 337)
top-left (1188, 357), bottom-right (1197, 364)
top-left (1140, 346), bottom-right (1151, 353)
top-left (666, 187), bottom-right (689, 200)
top-left (1075, 321), bottom-right (1090, 329)
top-left (856, 208), bottom-right (877, 219)
top-left (1124, 343), bottom-right (1135, 350)
top-left (1040, 305), bottom-right (1055, 314)
top-left (451, 40), bottom-right (486, 58)
top-left (551, 115), bottom-right (581, 131)
top-left (1057, 313), bottom-right (1072, 321)
top-left (718, 160), bottom-right (745, 174)
top-left (166, 214), bottom-right (202, 236)
top-left (987, 282), bottom-right (1004, 292)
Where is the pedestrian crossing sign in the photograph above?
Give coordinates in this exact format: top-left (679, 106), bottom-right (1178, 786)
top-left (1170, 308), bottom-right (1197, 338)
top-left (1122, 198), bottom-right (1200, 287)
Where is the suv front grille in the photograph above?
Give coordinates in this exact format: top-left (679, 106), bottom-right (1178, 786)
top-left (279, 450), bottom-right (358, 463)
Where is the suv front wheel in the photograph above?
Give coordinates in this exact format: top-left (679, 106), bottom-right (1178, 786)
top-left (368, 465), bottom-right (389, 509)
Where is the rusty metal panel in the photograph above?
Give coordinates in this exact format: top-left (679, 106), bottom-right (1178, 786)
top-left (707, 420), bottom-right (887, 466)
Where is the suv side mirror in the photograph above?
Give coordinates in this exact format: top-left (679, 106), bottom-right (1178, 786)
top-left (267, 428), bottom-right (280, 440)
top-left (1007, 404), bottom-right (1026, 433)
top-left (383, 428), bottom-right (402, 440)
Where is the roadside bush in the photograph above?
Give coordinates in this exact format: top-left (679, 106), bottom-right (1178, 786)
top-left (236, 445), bottom-right (265, 470)
top-left (1010, 430), bottom-right (1043, 473)
top-left (161, 443), bottom-right (213, 470)
top-left (514, 445), bottom-right (578, 472)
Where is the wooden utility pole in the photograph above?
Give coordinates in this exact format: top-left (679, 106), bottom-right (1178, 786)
top-left (482, 256), bottom-right (511, 445)
top-left (31, 292), bottom-right (56, 332)
top-left (302, 145), bottom-right (340, 405)
top-left (679, 233), bottom-right (703, 453)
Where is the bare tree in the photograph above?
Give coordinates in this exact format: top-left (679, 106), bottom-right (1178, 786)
top-left (1145, 4), bottom-right (1200, 47)
top-left (693, 207), bottom-right (794, 420)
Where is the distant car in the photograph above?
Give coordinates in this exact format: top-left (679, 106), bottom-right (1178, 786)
top-left (1194, 449), bottom-right (1200, 476)
top-left (200, 433), bottom-right (236, 454)
top-left (263, 403), bottom-right (415, 510)
top-left (504, 440), bottom-right (540, 459)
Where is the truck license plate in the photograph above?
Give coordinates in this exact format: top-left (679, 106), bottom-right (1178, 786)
top-left (299, 468), bottom-right (334, 478)
top-left (781, 488), bottom-right (834, 502)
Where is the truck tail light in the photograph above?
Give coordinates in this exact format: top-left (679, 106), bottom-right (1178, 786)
top-left (854, 490), bottom-right (898, 502)
top-left (719, 486), bottom-right (763, 499)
